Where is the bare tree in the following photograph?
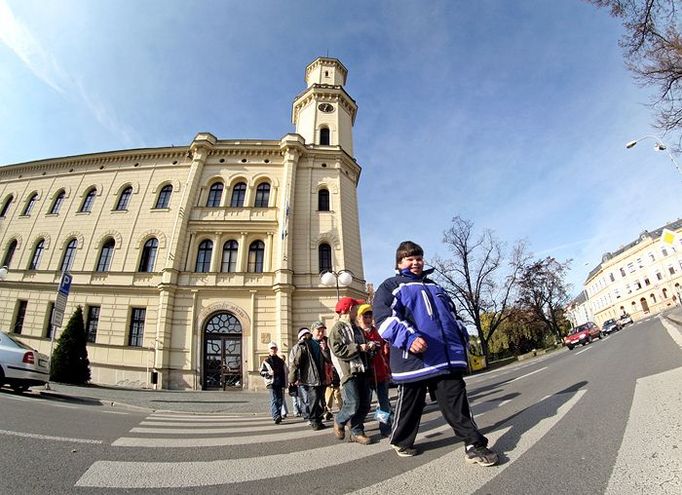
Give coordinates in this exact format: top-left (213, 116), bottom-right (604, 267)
top-left (431, 216), bottom-right (528, 361)
top-left (587, 0), bottom-right (682, 145)
top-left (516, 257), bottom-right (572, 343)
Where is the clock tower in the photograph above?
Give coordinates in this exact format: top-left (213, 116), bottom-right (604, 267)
top-left (292, 57), bottom-right (358, 156)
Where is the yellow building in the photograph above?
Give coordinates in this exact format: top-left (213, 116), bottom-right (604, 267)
top-left (0, 57), bottom-right (366, 390)
top-left (579, 219), bottom-right (682, 326)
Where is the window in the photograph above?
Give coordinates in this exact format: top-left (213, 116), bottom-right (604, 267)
top-left (96, 238), bottom-right (115, 272)
top-left (128, 308), bottom-right (146, 347)
top-left (13, 300), bottom-right (28, 335)
top-left (86, 306), bottom-right (100, 343)
top-left (609, 273), bottom-right (615, 282)
top-left (635, 280), bottom-right (642, 290)
top-left (649, 252), bottom-right (656, 262)
top-left (60, 239), bottom-right (77, 272)
top-left (49, 191), bottom-right (65, 214)
top-left (29, 239), bottom-right (45, 270)
top-left (221, 240), bottom-right (238, 272)
top-left (0, 195), bottom-right (13, 217)
top-left (206, 183), bottom-right (223, 207)
top-left (254, 183), bottom-right (270, 208)
top-left (320, 127), bottom-right (330, 145)
top-left (669, 265), bottom-right (676, 275)
top-left (195, 240), bottom-right (213, 272)
top-left (155, 184), bottom-right (173, 209)
top-left (656, 271), bottom-right (663, 280)
top-left (23, 193), bottom-right (38, 215)
top-left (80, 188), bottom-right (96, 212)
top-left (248, 240), bottom-right (265, 272)
top-left (620, 267), bottom-right (626, 277)
top-left (644, 277), bottom-right (650, 286)
top-left (319, 243), bottom-right (332, 273)
top-left (661, 247), bottom-right (669, 257)
top-left (138, 238), bottom-right (158, 272)
top-left (2, 239), bottom-right (17, 268)
top-left (230, 182), bottom-right (246, 207)
top-left (45, 302), bottom-right (55, 339)
top-left (318, 188), bottom-right (330, 211)
top-left (115, 186), bottom-right (132, 210)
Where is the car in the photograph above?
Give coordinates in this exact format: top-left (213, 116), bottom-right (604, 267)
top-left (618, 312), bottom-right (634, 326)
top-left (601, 318), bottom-right (622, 335)
top-left (0, 331), bottom-right (50, 393)
top-left (563, 321), bottom-right (603, 350)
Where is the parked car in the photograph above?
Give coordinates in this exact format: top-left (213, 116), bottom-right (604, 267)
top-left (618, 312), bottom-right (634, 326)
top-left (0, 331), bottom-right (50, 393)
top-left (564, 321), bottom-right (603, 350)
top-left (601, 318), bottom-right (622, 335)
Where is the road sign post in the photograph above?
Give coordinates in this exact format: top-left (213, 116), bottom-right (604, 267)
top-left (46, 272), bottom-right (72, 389)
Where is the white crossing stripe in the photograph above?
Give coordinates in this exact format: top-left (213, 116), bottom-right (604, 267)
top-left (507, 367), bottom-right (547, 383)
top-left (0, 428), bottom-right (103, 445)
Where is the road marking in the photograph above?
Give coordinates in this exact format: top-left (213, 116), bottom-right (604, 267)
top-left (606, 366), bottom-right (682, 494)
top-left (496, 399), bottom-right (512, 408)
top-left (0, 428), bottom-right (103, 445)
top-left (507, 367), bottom-right (547, 383)
top-left (350, 389), bottom-right (587, 495)
top-left (77, 411), bottom-right (478, 488)
top-left (659, 316), bottom-right (682, 348)
top-left (147, 414), bottom-right (266, 421)
top-left (575, 346), bottom-right (593, 355)
top-left (132, 421), bottom-right (304, 434)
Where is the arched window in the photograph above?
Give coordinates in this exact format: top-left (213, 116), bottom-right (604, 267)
top-left (662, 288), bottom-right (668, 299)
top-left (96, 238), bottom-right (115, 272)
top-left (230, 182), bottom-right (247, 207)
top-left (195, 240), bottom-right (213, 272)
top-left (254, 183), bottom-right (270, 208)
top-left (0, 195), bottom-right (13, 217)
top-left (138, 238), bottom-right (158, 272)
top-left (650, 293), bottom-right (657, 303)
top-left (80, 188), bottom-right (97, 212)
top-left (318, 188), bottom-right (330, 211)
top-left (248, 240), bottom-right (265, 273)
top-left (2, 239), bottom-right (17, 267)
top-left (206, 183), bottom-right (223, 207)
top-left (49, 190), bottom-right (65, 214)
top-left (155, 184), bottom-right (173, 209)
top-left (60, 239), bottom-right (77, 272)
top-left (115, 186), bottom-right (133, 211)
top-left (320, 127), bottom-right (330, 145)
top-left (23, 193), bottom-right (38, 216)
top-left (319, 243), bottom-right (332, 273)
top-left (222, 240), bottom-right (239, 272)
top-left (29, 239), bottom-right (45, 270)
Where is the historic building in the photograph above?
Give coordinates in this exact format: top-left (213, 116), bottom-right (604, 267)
top-left (568, 219), bottom-right (682, 327)
top-left (0, 57), bottom-right (366, 390)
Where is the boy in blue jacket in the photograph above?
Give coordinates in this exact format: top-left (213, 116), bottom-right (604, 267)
top-left (373, 241), bottom-right (498, 466)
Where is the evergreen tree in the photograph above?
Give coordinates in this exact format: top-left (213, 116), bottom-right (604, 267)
top-left (49, 306), bottom-right (91, 384)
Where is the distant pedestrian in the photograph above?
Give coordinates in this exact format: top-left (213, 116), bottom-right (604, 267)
top-left (289, 327), bottom-right (329, 430)
top-left (329, 297), bottom-right (375, 445)
top-left (260, 341), bottom-right (286, 424)
top-left (373, 240), bottom-right (498, 465)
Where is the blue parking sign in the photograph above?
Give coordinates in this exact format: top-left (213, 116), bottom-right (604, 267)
top-left (58, 272), bottom-right (72, 296)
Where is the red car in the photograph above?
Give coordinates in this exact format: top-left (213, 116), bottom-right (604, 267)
top-left (564, 322), bottom-right (603, 350)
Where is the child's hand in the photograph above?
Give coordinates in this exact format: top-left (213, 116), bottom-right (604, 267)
top-left (409, 337), bottom-right (427, 354)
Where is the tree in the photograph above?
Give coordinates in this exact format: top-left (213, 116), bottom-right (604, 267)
top-left (588, 1), bottom-right (682, 145)
top-left (431, 216), bottom-right (528, 362)
top-left (50, 305), bottom-right (91, 384)
top-left (516, 257), bottom-right (572, 343)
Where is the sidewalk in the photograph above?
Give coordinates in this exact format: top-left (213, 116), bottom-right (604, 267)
top-left (37, 307), bottom-right (682, 414)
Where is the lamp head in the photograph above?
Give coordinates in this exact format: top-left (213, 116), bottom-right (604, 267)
top-left (0, 266), bottom-right (8, 281)
top-left (337, 270), bottom-right (354, 287)
top-left (320, 271), bottom-right (336, 287)
top-left (625, 140), bottom-right (638, 149)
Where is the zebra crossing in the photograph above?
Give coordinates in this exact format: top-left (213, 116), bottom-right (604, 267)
top-left (74, 386), bottom-right (585, 490)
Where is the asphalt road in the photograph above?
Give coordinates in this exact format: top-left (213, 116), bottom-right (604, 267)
top-left (1, 315), bottom-right (680, 494)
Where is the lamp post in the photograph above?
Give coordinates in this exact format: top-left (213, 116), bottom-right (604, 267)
top-left (625, 135), bottom-right (682, 178)
top-left (0, 266), bottom-right (8, 281)
top-left (320, 269), bottom-right (354, 300)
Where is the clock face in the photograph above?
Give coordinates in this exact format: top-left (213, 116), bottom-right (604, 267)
top-left (318, 103), bottom-right (334, 113)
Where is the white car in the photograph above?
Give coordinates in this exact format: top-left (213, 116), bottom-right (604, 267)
top-left (0, 331), bottom-right (50, 393)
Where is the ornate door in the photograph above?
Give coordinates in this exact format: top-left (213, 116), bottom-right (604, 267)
top-left (203, 312), bottom-right (243, 390)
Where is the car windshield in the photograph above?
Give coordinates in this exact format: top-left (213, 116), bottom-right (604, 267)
top-left (570, 324), bottom-right (589, 334)
top-left (0, 331), bottom-right (33, 350)
top-left (604, 319), bottom-right (616, 325)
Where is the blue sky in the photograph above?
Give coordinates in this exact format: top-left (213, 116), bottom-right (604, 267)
top-left (1, 0), bottom-right (680, 296)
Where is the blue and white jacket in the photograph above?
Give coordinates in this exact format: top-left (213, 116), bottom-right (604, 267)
top-left (373, 268), bottom-right (469, 384)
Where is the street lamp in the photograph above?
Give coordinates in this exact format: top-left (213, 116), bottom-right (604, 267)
top-left (320, 269), bottom-right (354, 300)
top-left (0, 266), bottom-right (8, 281)
top-left (625, 135), bottom-right (682, 177)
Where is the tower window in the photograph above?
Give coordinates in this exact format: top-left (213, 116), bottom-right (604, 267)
top-left (318, 188), bottom-right (330, 211)
top-left (320, 127), bottom-right (330, 145)
top-left (319, 243), bottom-right (332, 273)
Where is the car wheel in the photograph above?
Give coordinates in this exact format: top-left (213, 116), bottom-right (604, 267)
top-left (567, 345), bottom-right (574, 350)
top-left (11, 383), bottom-right (28, 394)
top-left (598, 332), bottom-right (603, 339)
top-left (0, 367), bottom-right (5, 388)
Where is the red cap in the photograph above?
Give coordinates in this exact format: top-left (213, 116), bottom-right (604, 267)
top-left (335, 297), bottom-right (365, 314)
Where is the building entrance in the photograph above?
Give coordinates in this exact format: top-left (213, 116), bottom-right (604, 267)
top-left (202, 312), bottom-right (243, 390)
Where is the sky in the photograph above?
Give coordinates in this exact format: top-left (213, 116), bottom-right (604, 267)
top-left (1, 0), bottom-right (680, 297)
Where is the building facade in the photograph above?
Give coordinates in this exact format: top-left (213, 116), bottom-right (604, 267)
top-left (568, 219), bottom-right (682, 327)
top-left (0, 57), bottom-right (366, 391)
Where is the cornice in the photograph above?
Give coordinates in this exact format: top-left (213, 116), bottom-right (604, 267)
top-left (291, 85), bottom-right (358, 124)
top-left (305, 57), bottom-right (348, 80)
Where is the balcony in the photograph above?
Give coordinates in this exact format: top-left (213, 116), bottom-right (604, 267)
top-left (190, 207), bottom-right (278, 223)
